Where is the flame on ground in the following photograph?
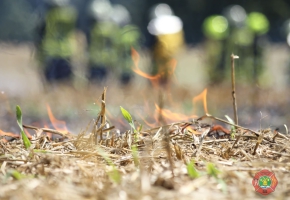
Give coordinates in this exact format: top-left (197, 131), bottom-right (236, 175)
top-left (131, 48), bottom-right (177, 87)
top-left (0, 129), bottom-right (19, 138)
top-left (192, 88), bottom-right (208, 114)
top-left (154, 104), bottom-right (198, 123)
top-left (131, 47), bottom-right (160, 85)
top-left (46, 104), bottom-right (68, 134)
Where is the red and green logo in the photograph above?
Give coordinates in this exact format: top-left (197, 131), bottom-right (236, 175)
top-left (252, 169), bottom-right (278, 195)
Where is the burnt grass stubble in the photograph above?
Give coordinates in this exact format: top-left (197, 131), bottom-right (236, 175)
top-left (0, 81), bottom-right (290, 200)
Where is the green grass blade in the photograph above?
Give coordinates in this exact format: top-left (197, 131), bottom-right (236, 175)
top-left (132, 145), bottom-right (139, 167)
top-left (16, 105), bottom-right (23, 128)
top-left (16, 105), bottom-right (31, 149)
top-left (120, 106), bottom-right (136, 130)
top-left (8, 170), bottom-right (25, 180)
top-left (187, 161), bottom-right (200, 179)
top-left (206, 163), bottom-right (220, 179)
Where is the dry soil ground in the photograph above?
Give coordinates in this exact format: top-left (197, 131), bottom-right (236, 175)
top-left (0, 43), bottom-right (290, 200)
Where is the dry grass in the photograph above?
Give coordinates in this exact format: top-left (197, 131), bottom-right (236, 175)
top-left (0, 89), bottom-right (290, 200)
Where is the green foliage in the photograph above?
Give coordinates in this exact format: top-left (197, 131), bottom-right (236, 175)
top-left (131, 145), bottom-right (139, 167)
top-left (138, 124), bottom-right (143, 132)
top-left (16, 105), bottom-right (31, 149)
top-left (107, 168), bottom-right (121, 184)
top-left (7, 170), bottom-right (26, 180)
top-left (120, 107), bottom-right (141, 168)
top-left (186, 160), bottom-right (200, 179)
top-left (120, 106), bottom-right (136, 131)
top-left (206, 163), bottom-right (220, 179)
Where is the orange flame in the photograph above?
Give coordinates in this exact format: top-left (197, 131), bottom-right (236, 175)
top-left (131, 47), bottom-right (160, 84)
top-left (0, 129), bottom-right (19, 138)
top-left (131, 48), bottom-right (177, 87)
top-left (192, 88), bottom-right (208, 114)
top-left (155, 104), bottom-right (198, 123)
top-left (46, 104), bottom-right (68, 133)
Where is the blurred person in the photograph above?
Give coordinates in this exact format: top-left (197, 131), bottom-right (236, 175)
top-left (246, 12), bottom-right (269, 84)
top-left (223, 5), bottom-right (253, 83)
top-left (203, 7), bottom-right (269, 85)
top-left (35, 0), bottom-right (78, 83)
top-left (111, 4), bottom-right (141, 85)
top-left (86, 1), bottom-right (141, 85)
top-left (223, 6), bottom-right (269, 84)
top-left (147, 3), bottom-right (185, 87)
top-left (86, 0), bottom-right (118, 83)
top-left (202, 15), bottom-right (229, 84)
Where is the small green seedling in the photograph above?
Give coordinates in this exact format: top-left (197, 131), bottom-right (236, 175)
top-left (186, 160), bottom-right (200, 179)
top-left (131, 144), bottom-right (139, 167)
top-left (120, 106), bottom-right (136, 132)
top-left (206, 163), bottom-right (220, 179)
top-left (120, 106), bottom-right (140, 168)
top-left (16, 105), bottom-right (31, 149)
top-left (7, 170), bottom-right (26, 180)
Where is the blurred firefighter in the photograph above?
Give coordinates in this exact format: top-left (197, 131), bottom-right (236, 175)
top-left (246, 12), bottom-right (269, 84)
top-left (87, 1), bottom-right (140, 85)
top-left (223, 5), bottom-right (251, 82)
top-left (112, 4), bottom-right (141, 85)
top-left (147, 3), bottom-right (184, 87)
top-left (86, 0), bottom-right (117, 83)
top-left (202, 14), bottom-right (229, 84)
top-left (203, 6), bottom-right (269, 85)
top-left (35, 0), bottom-right (78, 83)
top-left (223, 5), bottom-right (269, 84)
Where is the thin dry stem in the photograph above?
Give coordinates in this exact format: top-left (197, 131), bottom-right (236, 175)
top-left (231, 53), bottom-right (239, 125)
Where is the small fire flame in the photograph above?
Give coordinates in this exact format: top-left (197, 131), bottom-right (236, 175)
top-left (130, 48), bottom-right (208, 134)
top-left (0, 129), bottom-right (19, 138)
top-left (155, 104), bottom-right (197, 123)
top-left (131, 47), bottom-right (177, 87)
top-left (131, 47), bottom-right (160, 86)
top-left (192, 88), bottom-right (208, 114)
top-left (46, 104), bottom-right (68, 133)
top-left (137, 91), bottom-right (210, 134)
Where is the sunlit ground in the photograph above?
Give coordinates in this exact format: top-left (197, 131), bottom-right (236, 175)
top-left (1, 43), bottom-right (290, 137)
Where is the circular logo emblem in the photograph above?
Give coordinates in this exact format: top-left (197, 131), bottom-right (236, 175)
top-left (252, 169), bottom-right (278, 195)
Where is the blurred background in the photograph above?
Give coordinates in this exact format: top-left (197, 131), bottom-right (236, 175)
top-left (1, 0), bottom-right (290, 136)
